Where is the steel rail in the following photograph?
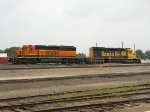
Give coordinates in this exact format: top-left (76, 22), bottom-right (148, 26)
top-left (0, 84), bottom-right (149, 102)
top-left (0, 86), bottom-right (150, 111)
top-left (37, 97), bottom-right (150, 112)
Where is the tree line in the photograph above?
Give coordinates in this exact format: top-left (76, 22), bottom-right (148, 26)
top-left (0, 47), bottom-right (150, 59)
top-left (0, 47), bottom-right (21, 57)
top-left (136, 49), bottom-right (150, 59)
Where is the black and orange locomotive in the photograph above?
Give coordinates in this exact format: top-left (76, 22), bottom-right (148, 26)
top-left (12, 45), bottom-right (141, 64)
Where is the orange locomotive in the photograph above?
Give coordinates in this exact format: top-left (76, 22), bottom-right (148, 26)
top-left (15, 45), bottom-right (78, 64)
top-left (16, 45), bottom-right (76, 57)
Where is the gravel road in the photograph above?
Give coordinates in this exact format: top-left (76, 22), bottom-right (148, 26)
top-left (0, 66), bottom-right (150, 80)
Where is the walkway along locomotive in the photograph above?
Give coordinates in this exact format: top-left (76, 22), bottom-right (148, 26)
top-left (12, 45), bottom-right (141, 64)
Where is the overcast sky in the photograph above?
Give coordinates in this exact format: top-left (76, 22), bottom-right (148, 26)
top-left (0, 0), bottom-right (150, 53)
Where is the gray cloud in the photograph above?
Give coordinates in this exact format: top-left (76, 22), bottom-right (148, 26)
top-left (0, 0), bottom-right (150, 54)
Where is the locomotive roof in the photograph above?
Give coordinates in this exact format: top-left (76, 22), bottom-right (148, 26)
top-left (91, 47), bottom-right (126, 51)
top-left (92, 47), bottom-right (125, 50)
top-left (35, 45), bottom-right (75, 48)
top-left (34, 45), bottom-right (76, 51)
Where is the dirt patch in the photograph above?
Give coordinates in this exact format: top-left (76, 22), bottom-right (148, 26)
top-left (112, 103), bottom-right (150, 112)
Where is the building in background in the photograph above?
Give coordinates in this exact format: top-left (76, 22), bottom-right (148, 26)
top-left (0, 53), bottom-right (8, 64)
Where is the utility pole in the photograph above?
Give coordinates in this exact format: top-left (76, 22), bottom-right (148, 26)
top-left (134, 44), bottom-right (135, 52)
top-left (96, 42), bottom-right (97, 47)
top-left (122, 41), bottom-right (123, 48)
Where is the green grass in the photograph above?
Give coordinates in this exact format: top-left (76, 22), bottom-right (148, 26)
top-left (46, 85), bottom-right (145, 100)
top-left (53, 102), bottom-right (66, 108)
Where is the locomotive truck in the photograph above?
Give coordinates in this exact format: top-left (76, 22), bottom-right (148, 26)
top-left (11, 45), bottom-right (140, 64)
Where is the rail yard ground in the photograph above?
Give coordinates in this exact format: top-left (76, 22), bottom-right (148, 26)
top-left (0, 64), bottom-right (150, 112)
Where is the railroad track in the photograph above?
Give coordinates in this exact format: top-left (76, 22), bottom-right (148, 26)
top-left (0, 71), bottom-right (150, 84)
top-left (0, 84), bottom-right (150, 112)
top-left (39, 97), bottom-right (150, 112)
top-left (0, 64), bottom-right (149, 70)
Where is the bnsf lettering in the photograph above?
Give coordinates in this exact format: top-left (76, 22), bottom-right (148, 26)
top-left (46, 51), bottom-right (58, 56)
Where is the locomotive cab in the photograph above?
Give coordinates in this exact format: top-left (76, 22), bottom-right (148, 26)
top-left (16, 45), bottom-right (35, 57)
top-left (126, 48), bottom-right (137, 59)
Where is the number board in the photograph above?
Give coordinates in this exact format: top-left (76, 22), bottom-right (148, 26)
top-left (46, 51), bottom-right (58, 56)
